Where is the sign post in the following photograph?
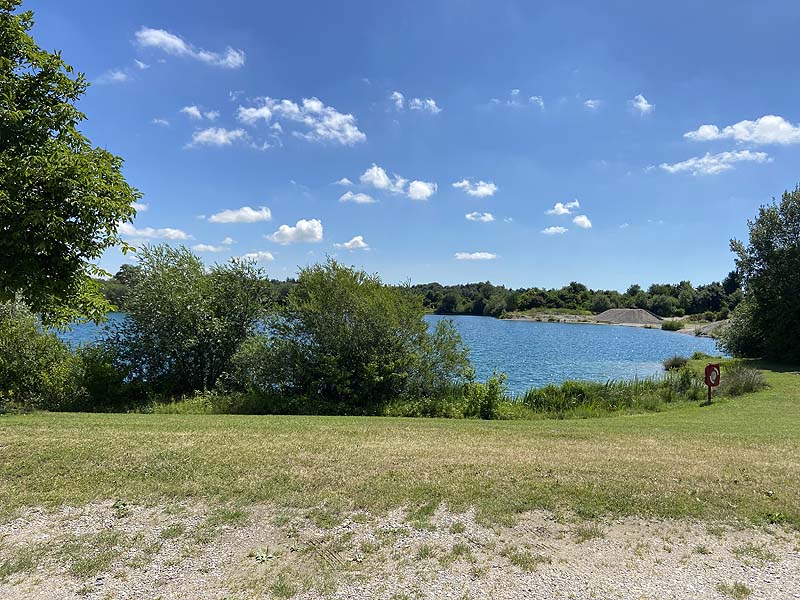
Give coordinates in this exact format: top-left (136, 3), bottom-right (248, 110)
top-left (704, 363), bottom-right (721, 405)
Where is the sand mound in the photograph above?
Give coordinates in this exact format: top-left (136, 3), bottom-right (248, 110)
top-left (595, 308), bottom-right (663, 325)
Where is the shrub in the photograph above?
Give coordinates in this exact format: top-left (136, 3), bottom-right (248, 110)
top-left (691, 351), bottom-right (711, 360)
top-left (703, 311), bottom-right (716, 322)
top-left (241, 259), bottom-right (473, 415)
top-left (0, 300), bottom-right (84, 411)
top-left (663, 355), bottom-right (688, 371)
top-left (464, 371), bottom-right (507, 419)
top-left (104, 245), bottom-right (271, 399)
top-left (718, 362), bottom-right (768, 397)
top-left (662, 320), bottom-right (684, 331)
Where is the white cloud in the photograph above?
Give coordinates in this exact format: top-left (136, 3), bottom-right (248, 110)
top-left (452, 179), bottom-right (498, 197)
top-left (134, 60), bottom-right (149, 70)
top-left (409, 97), bottom-right (442, 114)
top-left (630, 94), bottom-right (654, 115)
top-left (491, 90), bottom-right (543, 109)
top-left (339, 191), bottom-right (376, 204)
top-left (188, 127), bottom-right (246, 147)
top-left (241, 251), bottom-right (274, 262)
top-left (541, 226), bottom-right (568, 235)
top-left (659, 150), bottom-right (771, 175)
top-left (360, 164), bottom-right (407, 194)
top-left (180, 105), bottom-right (203, 120)
top-left (619, 222), bottom-right (630, 229)
top-left (151, 118), bottom-right (169, 126)
top-left (192, 243), bottom-right (224, 252)
top-left (204, 110), bottom-right (220, 121)
top-left (132, 202), bottom-right (149, 212)
top-left (584, 99), bottom-right (601, 110)
top-left (135, 27), bottom-right (245, 68)
top-left (546, 199), bottom-right (580, 215)
top-left (529, 95), bottom-right (544, 109)
top-left (236, 97), bottom-right (365, 145)
top-left (454, 252), bottom-right (497, 260)
top-left (683, 115), bottom-right (800, 145)
top-left (221, 237), bottom-right (235, 245)
top-left (118, 222), bottom-right (190, 240)
top-left (390, 91), bottom-right (405, 110)
top-left (229, 90), bottom-right (244, 102)
top-left (334, 177), bottom-right (353, 186)
top-left (465, 212), bottom-right (495, 222)
top-left (334, 235), bottom-right (369, 250)
top-left (572, 214), bottom-right (592, 229)
top-left (267, 219), bottom-right (323, 244)
top-left (96, 69), bottom-right (128, 84)
top-left (208, 206), bottom-right (272, 224)
top-left (408, 180), bottom-right (437, 201)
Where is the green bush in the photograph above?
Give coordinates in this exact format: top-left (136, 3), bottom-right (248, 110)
top-left (703, 311), bottom-right (716, 322)
top-left (691, 351), bottom-right (711, 360)
top-left (663, 355), bottom-right (688, 371)
top-left (464, 371), bottom-right (507, 419)
top-left (0, 300), bottom-right (84, 411)
top-left (661, 320), bottom-right (685, 331)
top-left (719, 362), bottom-right (768, 397)
top-left (104, 245), bottom-right (270, 399)
top-left (238, 259), bottom-right (473, 415)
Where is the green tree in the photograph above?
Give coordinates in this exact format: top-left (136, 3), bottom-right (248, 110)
top-left (250, 259), bottom-right (472, 414)
top-left (105, 245), bottom-right (270, 397)
top-left (720, 186), bottom-right (800, 362)
top-left (0, 0), bottom-right (140, 326)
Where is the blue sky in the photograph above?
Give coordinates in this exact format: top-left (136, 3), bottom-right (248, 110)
top-left (28, 0), bottom-right (800, 290)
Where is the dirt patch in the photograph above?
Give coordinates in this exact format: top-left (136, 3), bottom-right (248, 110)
top-left (1, 502), bottom-right (798, 599)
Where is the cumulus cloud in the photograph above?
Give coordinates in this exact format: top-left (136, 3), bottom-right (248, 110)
top-left (489, 90), bottom-right (544, 109)
top-left (390, 91), bottom-right (404, 110)
top-left (630, 94), bottom-right (654, 115)
top-left (541, 226), bottom-right (568, 235)
top-left (181, 105), bottom-right (218, 120)
top-left (267, 219), bottom-right (323, 244)
top-left (192, 243), bottom-right (224, 252)
top-left (359, 164), bottom-right (408, 194)
top-left (118, 222), bottom-right (191, 240)
top-left (208, 206), bottom-right (272, 224)
top-left (407, 180), bottom-right (437, 201)
top-left (584, 99), bottom-right (601, 110)
top-left (334, 235), bottom-right (369, 250)
top-left (132, 202), bottom-right (148, 212)
top-left (408, 97), bottom-right (442, 114)
top-left (135, 27), bottom-right (245, 68)
top-left (241, 251), bottom-right (274, 262)
top-left (339, 191), bottom-right (376, 204)
top-left (222, 237), bottom-right (235, 245)
top-left (683, 115), bottom-right (800, 145)
top-left (529, 95), bottom-right (544, 109)
top-left (187, 127), bottom-right (246, 147)
top-left (465, 212), bottom-right (495, 222)
top-left (236, 97), bottom-right (365, 145)
top-left (454, 252), bottom-right (497, 260)
top-left (452, 179), bottom-right (498, 197)
top-left (151, 118), bottom-right (170, 126)
top-left (572, 215), bottom-right (592, 229)
top-left (659, 150), bottom-right (771, 175)
top-left (334, 177), bottom-right (353, 186)
top-left (546, 199), bottom-right (580, 215)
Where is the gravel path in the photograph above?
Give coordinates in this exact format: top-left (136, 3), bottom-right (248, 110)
top-left (1, 502), bottom-right (797, 599)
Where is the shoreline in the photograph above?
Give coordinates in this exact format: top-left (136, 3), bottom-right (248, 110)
top-left (499, 313), bottom-right (725, 338)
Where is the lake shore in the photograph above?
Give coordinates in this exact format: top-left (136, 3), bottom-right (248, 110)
top-left (501, 312), bottom-right (726, 338)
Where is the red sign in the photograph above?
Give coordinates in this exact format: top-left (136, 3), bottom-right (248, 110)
top-left (705, 364), bottom-right (721, 388)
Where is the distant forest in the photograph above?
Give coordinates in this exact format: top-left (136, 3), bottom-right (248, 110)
top-left (99, 263), bottom-right (742, 321)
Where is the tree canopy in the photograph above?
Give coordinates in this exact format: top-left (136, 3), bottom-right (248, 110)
top-left (720, 185), bottom-right (800, 362)
top-left (0, 0), bottom-right (140, 326)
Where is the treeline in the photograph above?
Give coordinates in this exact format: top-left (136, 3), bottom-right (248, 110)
top-left (99, 267), bottom-right (742, 322)
top-left (411, 274), bottom-right (743, 320)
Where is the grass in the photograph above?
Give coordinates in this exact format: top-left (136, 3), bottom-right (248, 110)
top-left (716, 582), bottom-right (752, 599)
top-left (0, 365), bottom-right (798, 527)
top-left (501, 547), bottom-right (551, 571)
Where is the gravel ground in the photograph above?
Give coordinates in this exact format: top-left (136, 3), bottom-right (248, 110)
top-left (1, 502), bottom-right (797, 599)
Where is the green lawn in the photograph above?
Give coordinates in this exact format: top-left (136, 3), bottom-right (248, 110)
top-left (1, 365), bottom-right (798, 527)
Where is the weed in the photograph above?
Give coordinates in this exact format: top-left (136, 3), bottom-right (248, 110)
top-left (270, 571), bottom-right (298, 599)
top-left (160, 523), bottom-right (186, 540)
top-left (449, 522), bottom-right (466, 534)
top-left (574, 523), bottom-right (605, 543)
top-left (732, 542), bottom-right (776, 563)
top-left (415, 544), bottom-right (436, 560)
top-left (716, 582), bottom-right (752, 599)
top-left (501, 546), bottom-right (551, 571)
top-left (693, 544), bottom-right (711, 555)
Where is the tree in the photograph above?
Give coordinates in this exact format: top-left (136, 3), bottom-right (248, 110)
top-left (251, 259), bottom-right (471, 414)
top-left (104, 245), bottom-right (271, 397)
top-left (0, 1), bottom-right (140, 326)
top-left (720, 186), bottom-right (800, 362)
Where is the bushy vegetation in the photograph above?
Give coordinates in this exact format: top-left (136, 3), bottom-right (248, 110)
top-left (719, 185), bottom-right (800, 363)
top-left (661, 320), bottom-right (685, 331)
top-left (718, 362), bottom-right (768, 397)
top-left (663, 355), bottom-right (689, 371)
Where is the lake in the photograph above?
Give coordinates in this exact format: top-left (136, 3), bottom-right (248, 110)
top-left (59, 313), bottom-right (721, 395)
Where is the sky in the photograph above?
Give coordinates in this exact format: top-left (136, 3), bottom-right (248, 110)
top-left (26, 0), bottom-right (800, 290)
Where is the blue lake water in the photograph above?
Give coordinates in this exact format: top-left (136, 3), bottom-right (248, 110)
top-left (59, 313), bottom-right (721, 395)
